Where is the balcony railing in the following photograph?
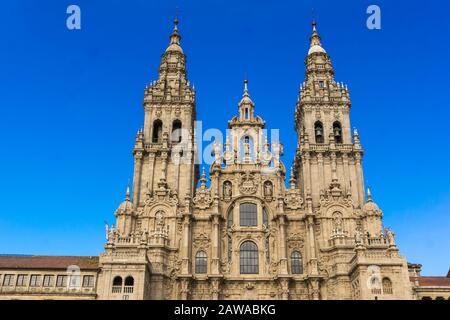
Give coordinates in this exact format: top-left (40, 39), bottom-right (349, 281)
top-left (112, 286), bottom-right (122, 294)
top-left (124, 286), bottom-right (134, 294)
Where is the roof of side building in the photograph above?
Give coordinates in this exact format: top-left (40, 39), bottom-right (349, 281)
top-left (0, 255), bottom-right (99, 270)
top-left (411, 276), bottom-right (450, 287)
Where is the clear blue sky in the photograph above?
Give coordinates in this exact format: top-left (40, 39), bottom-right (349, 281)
top-left (0, 0), bottom-right (449, 276)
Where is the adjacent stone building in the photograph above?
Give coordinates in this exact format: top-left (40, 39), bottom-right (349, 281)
top-left (0, 19), bottom-right (448, 300)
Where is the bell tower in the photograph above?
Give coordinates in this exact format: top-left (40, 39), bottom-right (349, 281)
top-left (98, 18), bottom-right (198, 301)
top-left (134, 18), bottom-right (198, 206)
top-left (293, 20), bottom-right (365, 208)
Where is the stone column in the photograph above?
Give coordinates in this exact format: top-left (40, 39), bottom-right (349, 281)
top-left (161, 151), bottom-right (168, 182)
top-left (174, 151), bottom-right (181, 195)
top-left (278, 213), bottom-right (288, 274)
top-left (181, 214), bottom-right (191, 275)
top-left (180, 278), bottom-right (190, 300)
top-left (342, 153), bottom-right (350, 191)
top-left (302, 152), bottom-right (311, 197)
top-left (309, 279), bottom-right (320, 300)
top-left (148, 152), bottom-right (156, 194)
top-left (279, 278), bottom-right (290, 300)
top-left (211, 278), bottom-right (221, 300)
top-left (211, 214), bottom-right (220, 274)
top-left (132, 151), bottom-right (143, 206)
top-left (317, 152), bottom-right (324, 190)
top-left (307, 215), bottom-right (318, 275)
top-left (355, 152), bottom-right (364, 207)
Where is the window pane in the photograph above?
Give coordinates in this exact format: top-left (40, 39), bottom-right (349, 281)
top-left (240, 241), bottom-right (259, 274)
top-left (3, 274), bottom-right (14, 286)
top-left (291, 251), bottom-right (303, 274)
top-left (240, 203), bottom-right (257, 227)
top-left (30, 275), bottom-right (41, 287)
top-left (83, 275), bottom-right (94, 287)
top-left (43, 275), bottom-right (54, 287)
top-left (195, 251), bottom-right (207, 274)
top-left (56, 275), bottom-right (67, 287)
top-left (16, 275), bottom-right (27, 286)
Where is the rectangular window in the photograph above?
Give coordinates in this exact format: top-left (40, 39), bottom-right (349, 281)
top-left (82, 275), bottom-right (95, 287)
top-left (3, 274), bottom-right (15, 286)
top-left (319, 80), bottom-right (325, 88)
top-left (240, 203), bottom-right (257, 227)
top-left (56, 275), bottom-right (67, 287)
top-left (43, 275), bottom-right (54, 287)
top-left (16, 274), bottom-right (27, 287)
top-left (29, 275), bottom-right (42, 287)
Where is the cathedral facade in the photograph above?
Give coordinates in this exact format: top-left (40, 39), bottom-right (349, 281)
top-left (1, 19), bottom-right (448, 300)
top-left (95, 19), bottom-right (413, 300)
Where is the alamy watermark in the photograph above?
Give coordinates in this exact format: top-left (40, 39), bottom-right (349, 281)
top-left (366, 5), bottom-right (381, 30)
top-left (154, 122), bottom-right (283, 175)
top-left (66, 5), bottom-right (81, 30)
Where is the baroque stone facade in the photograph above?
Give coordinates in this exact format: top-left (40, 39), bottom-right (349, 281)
top-left (1, 19), bottom-right (448, 300)
top-left (95, 19), bottom-right (414, 300)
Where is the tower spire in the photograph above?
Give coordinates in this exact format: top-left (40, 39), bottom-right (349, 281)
top-left (308, 19), bottom-right (326, 55)
top-left (166, 17), bottom-right (183, 52)
top-left (239, 79), bottom-right (253, 106)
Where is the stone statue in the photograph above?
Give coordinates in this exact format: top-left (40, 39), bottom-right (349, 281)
top-left (244, 138), bottom-right (250, 159)
top-left (333, 212), bottom-right (343, 233)
top-left (264, 181), bottom-right (273, 197)
top-left (223, 181), bottom-right (232, 198)
top-left (355, 229), bottom-right (364, 245)
top-left (107, 224), bottom-right (115, 243)
top-left (140, 230), bottom-right (148, 244)
top-left (155, 210), bottom-right (165, 227)
top-left (385, 228), bottom-right (396, 246)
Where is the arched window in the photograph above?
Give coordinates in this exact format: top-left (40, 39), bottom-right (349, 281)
top-left (333, 121), bottom-right (343, 143)
top-left (382, 278), bottom-right (393, 294)
top-left (171, 120), bottom-right (182, 143)
top-left (112, 276), bottom-right (122, 293)
top-left (240, 203), bottom-right (257, 227)
top-left (421, 296), bottom-right (432, 300)
top-left (240, 241), bottom-right (259, 274)
top-left (195, 251), bottom-right (207, 274)
top-left (124, 276), bottom-right (134, 293)
top-left (124, 276), bottom-right (134, 286)
top-left (314, 121), bottom-right (324, 143)
top-left (152, 119), bottom-right (163, 143)
top-left (291, 251), bottom-right (303, 274)
top-left (435, 296), bottom-right (445, 300)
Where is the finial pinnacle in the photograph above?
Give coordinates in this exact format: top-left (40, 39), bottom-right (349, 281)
top-left (200, 166), bottom-right (207, 186)
top-left (367, 187), bottom-right (373, 202)
top-left (125, 182), bottom-right (130, 201)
